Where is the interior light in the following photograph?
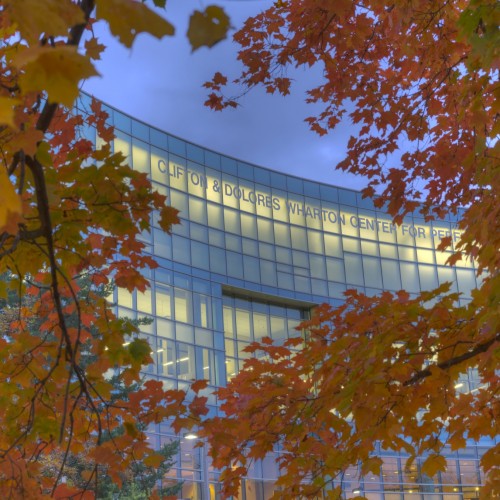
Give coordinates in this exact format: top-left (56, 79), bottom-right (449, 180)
top-left (185, 433), bottom-right (198, 440)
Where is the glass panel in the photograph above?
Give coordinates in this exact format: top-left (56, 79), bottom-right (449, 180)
top-left (381, 260), bottom-right (402, 291)
top-left (257, 218), bottom-right (274, 243)
top-left (226, 357), bottom-right (238, 380)
top-left (209, 246), bottom-right (226, 275)
top-left (155, 286), bottom-right (172, 318)
top-left (326, 257), bottom-right (345, 283)
top-left (345, 253), bottom-right (364, 286)
top-left (114, 130), bottom-right (131, 160)
top-left (260, 260), bottom-right (277, 287)
top-left (277, 272), bottom-right (294, 290)
top-left (225, 234), bottom-right (242, 252)
top-left (274, 222), bottom-right (291, 247)
top-left (221, 178), bottom-right (239, 209)
top-left (225, 338), bottom-right (235, 357)
top-left (236, 309), bottom-right (251, 341)
top-left (156, 318), bottom-right (174, 339)
top-left (307, 230), bottom-right (324, 254)
top-left (207, 203), bottom-right (224, 230)
top-left (195, 328), bottom-right (213, 348)
top-left (157, 338), bottom-right (175, 377)
top-left (253, 312), bottom-right (269, 341)
top-left (189, 197), bottom-right (207, 225)
top-left (270, 316), bottom-right (287, 341)
top-left (172, 235), bottom-right (191, 265)
top-left (276, 247), bottom-right (292, 264)
top-left (292, 250), bottom-right (308, 269)
top-left (456, 269), bottom-right (477, 297)
top-left (176, 343), bottom-right (195, 380)
top-left (151, 147), bottom-right (169, 185)
top-left (290, 226), bottom-right (307, 251)
top-left (223, 306), bottom-right (234, 337)
top-left (398, 245), bottom-right (416, 261)
top-left (193, 293), bottom-right (211, 328)
top-left (227, 252), bottom-right (244, 279)
top-left (170, 189), bottom-right (189, 216)
top-left (137, 288), bottom-right (152, 314)
top-left (169, 158), bottom-right (187, 191)
top-left (380, 243), bottom-right (398, 259)
top-left (376, 217), bottom-right (397, 243)
top-left (132, 138), bottom-right (149, 174)
top-left (400, 262), bottom-right (420, 293)
top-left (417, 248), bottom-right (435, 264)
top-left (174, 288), bottom-right (192, 324)
top-left (117, 287), bottom-right (133, 308)
top-left (419, 264), bottom-right (438, 290)
top-left (362, 240), bottom-right (379, 256)
top-left (259, 242), bottom-right (274, 260)
top-left (363, 256), bottom-right (383, 289)
top-left (241, 213), bottom-right (257, 239)
top-left (153, 229), bottom-right (172, 259)
top-left (187, 164), bottom-right (207, 198)
top-left (243, 255), bottom-right (260, 282)
top-left (243, 238), bottom-right (259, 256)
top-left (224, 207), bottom-right (241, 234)
top-left (191, 241), bottom-right (209, 269)
top-left (324, 233), bottom-right (343, 258)
top-left (310, 254), bottom-right (326, 279)
top-left (294, 275), bottom-right (311, 293)
top-left (437, 267), bottom-right (458, 292)
top-left (343, 237), bottom-right (360, 253)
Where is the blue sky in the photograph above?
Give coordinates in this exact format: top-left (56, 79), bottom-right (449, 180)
top-left (82, 0), bottom-right (366, 190)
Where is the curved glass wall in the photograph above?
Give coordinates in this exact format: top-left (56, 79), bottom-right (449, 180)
top-left (78, 94), bottom-right (492, 500)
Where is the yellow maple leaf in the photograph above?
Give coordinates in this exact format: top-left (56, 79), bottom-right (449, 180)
top-left (6, 0), bottom-right (85, 43)
top-left (0, 167), bottom-right (22, 234)
top-left (420, 454), bottom-right (447, 478)
top-left (187, 6), bottom-right (231, 52)
top-left (96, 0), bottom-right (174, 48)
top-left (15, 46), bottom-right (98, 107)
top-left (0, 97), bottom-right (19, 128)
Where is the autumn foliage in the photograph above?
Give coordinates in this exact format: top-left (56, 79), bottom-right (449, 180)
top-left (0, 0), bottom-right (228, 497)
top-left (198, 0), bottom-right (499, 498)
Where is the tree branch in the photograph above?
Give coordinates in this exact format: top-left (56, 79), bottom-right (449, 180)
top-left (404, 333), bottom-right (500, 386)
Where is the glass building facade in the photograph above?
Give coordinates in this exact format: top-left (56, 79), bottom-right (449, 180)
top-left (80, 95), bottom-right (492, 499)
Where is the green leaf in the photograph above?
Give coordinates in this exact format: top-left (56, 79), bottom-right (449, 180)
top-left (187, 6), bottom-right (230, 52)
top-left (124, 421), bottom-right (138, 437)
top-left (128, 338), bottom-right (152, 364)
top-left (96, 0), bottom-right (174, 48)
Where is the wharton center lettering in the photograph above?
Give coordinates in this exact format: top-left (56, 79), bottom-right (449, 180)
top-left (157, 160), bottom-right (462, 242)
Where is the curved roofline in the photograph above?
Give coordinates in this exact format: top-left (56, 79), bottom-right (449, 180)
top-left (80, 92), bottom-right (367, 197)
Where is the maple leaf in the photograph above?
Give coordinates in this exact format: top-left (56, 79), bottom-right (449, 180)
top-left (96, 0), bottom-right (175, 48)
top-left (7, 0), bottom-right (85, 43)
top-left (85, 37), bottom-right (106, 60)
top-left (16, 46), bottom-right (99, 106)
top-left (187, 6), bottom-right (231, 51)
top-left (0, 167), bottom-right (22, 233)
